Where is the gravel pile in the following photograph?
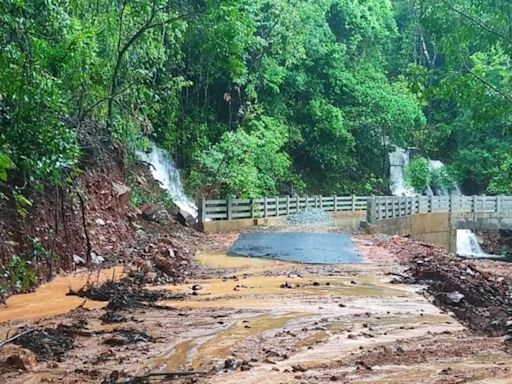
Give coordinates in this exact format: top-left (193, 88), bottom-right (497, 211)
top-left (287, 208), bottom-right (333, 225)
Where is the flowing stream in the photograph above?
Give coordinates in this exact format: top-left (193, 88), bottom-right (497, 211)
top-left (388, 146), bottom-right (487, 258)
top-left (137, 143), bottom-right (198, 218)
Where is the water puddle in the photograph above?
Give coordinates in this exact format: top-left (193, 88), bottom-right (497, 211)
top-left (229, 232), bottom-right (361, 263)
top-left (0, 267), bottom-right (124, 324)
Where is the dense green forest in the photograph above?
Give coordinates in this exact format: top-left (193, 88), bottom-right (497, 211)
top-left (1, 0), bottom-right (512, 200)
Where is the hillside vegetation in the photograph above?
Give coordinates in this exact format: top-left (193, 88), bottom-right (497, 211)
top-left (1, 0), bottom-right (512, 201)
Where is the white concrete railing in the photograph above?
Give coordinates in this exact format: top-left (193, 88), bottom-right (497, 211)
top-left (198, 195), bottom-right (369, 223)
top-left (367, 195), bottom-right (512, 223)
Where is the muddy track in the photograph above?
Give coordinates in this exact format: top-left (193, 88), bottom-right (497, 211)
top-left (0, 233), bottom-right (511, 384)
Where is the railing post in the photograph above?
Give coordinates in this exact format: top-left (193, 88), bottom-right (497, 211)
top-left (264, 197), bottom-right (268, 217)
top-left (367, 197), bottom-right (377, 223)
top-left (296, 195), bottom-right (300, 213)
top-left (319, 195), bottom-right (323, 210)
top-left (351, 194), bottom-right (356, 211)
top-left (250, 198), bottom-right (255, 218)
top-left (286, 196), bottom-right (290, 215)
top-left (472, 195), bottom-right (477, 213)
top-left (392, 196), bottom-right (396, 217)
top-left (227, 197), bottom-right (233, 220)
top-left (497, 195), bottom-right (502, 214)
top-left (334, 195), bottom-right (338, 212)
top-left (198, 197), bottom-right (206, 224)
top-left (428, 195), bottom-right (433, 212)
top-left (448, 195), bottom-right (452, 213)
top-left (275, 196), bottom-right (279, 216)
top-left (416, 195), bottom-right (420, 213)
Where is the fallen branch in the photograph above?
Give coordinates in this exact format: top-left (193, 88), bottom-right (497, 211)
top-left (144, 371), bottom-right (209, 377)
top-left (0, 330), bottom-right (34, 349)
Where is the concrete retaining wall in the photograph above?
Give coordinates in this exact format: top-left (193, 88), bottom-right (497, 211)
top-left (368, 211), bottom-right (512, 252)
top-left (368, 212), bottom-right (453, 250)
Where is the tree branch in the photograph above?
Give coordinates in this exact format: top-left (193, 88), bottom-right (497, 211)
top-left (441, 0), bottom-right (511, 43)
top-left (461, 59), bottom-right (512, 105)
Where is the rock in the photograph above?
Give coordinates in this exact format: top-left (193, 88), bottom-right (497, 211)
top-left (112, 181), bottom-right (131, 207)
top-left (191, 284), bottom-right (202, 291)
top-left (91, 253), bottom-right (105, 265)
top-left (73, 254), bottom-right (86, 265)
top-left (177, 209), bottom-right (196, 227)
top-left (95, 218), bottom-right (106, 226)
top-left (446, 291), bottom-right (465, 304)
top-left (291, 364), bottom-right (307, 372)
top-left (287, 208), bottom-right (333, 225)
top-left (141, 204), bottom-right (167, 222)
top-left (224, 358), bottom-right (236, 370)
top-left (439, 367), bottom-right (452, 375)
top-left (154, 256), bottom-right (175, 276)
top-left (280, 281), bottom-right (292, 289)
top-left (0, 345), bottom-right (37, 371)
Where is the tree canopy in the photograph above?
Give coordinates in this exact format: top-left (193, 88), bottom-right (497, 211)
top-left (1, 0), bottom-right (511, 200)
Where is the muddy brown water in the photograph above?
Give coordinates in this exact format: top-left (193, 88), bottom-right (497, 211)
top-left (0, 267), bottom-right (124, 326)
top-left (1, 241), bottom-right (511, 383)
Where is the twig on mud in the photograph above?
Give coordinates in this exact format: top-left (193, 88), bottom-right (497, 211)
top-left (0, 330), bottom-right (34, 349)
top-left (105, 370), bottom-right (208, 384)
top-left (144, 371), bottom-right (208, 377)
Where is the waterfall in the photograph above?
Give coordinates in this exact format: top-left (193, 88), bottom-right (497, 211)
top-left (389, 147), bottom-right (416, 196)
top-left (136, 143), bottom-right (198, 219)
top-left (456, 230), bottom-right (488, 258)
top-left (428, 160), bottom-right (461, 196)
top-left (388, 146), bottom-right (489, 258)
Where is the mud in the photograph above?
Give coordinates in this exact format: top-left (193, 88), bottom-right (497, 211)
top-left (0, 232), bottom-right (511, 384)
top-left (67, 278), bottom-right (184, 310)
top-left (380, 236), bottom-right (512, 338)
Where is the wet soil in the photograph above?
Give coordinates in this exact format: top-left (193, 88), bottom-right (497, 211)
top-left (0, 231), bottom-right (511, 384)
top-left (377, 236), bottom-right (512, 338)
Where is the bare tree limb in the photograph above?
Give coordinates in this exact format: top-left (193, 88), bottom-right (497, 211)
top-left (441, 0), bottom-right (511, 43)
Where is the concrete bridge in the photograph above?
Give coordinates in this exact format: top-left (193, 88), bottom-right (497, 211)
top-left (198, 194), bottom-right (512, 252)
top-left (365, 195), bottom-right (512, 251)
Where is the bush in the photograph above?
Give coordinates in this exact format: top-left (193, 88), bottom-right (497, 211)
top-left (405, 156), bottom-right (430, 193)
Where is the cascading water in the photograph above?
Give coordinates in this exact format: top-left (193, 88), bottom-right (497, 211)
top-left (388, 146), bottom-right (488, 258)
top-left (456, 229), bottom-right (488, 258)
top-left (136, 143), bottom-right (198, 218)
top-left (389, 147), bottom-right (416, 196)
top-left (428, 160), bottom-right (462, 196)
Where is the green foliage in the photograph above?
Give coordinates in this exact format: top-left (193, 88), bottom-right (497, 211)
top-left (405, 157), bottom-right (431, 193)
top-left (1, 255), bottom-right (37, 292)
top-left (28, 237), bottom-right (56, 263)
top-left (2, 0), bottom-right (510, 200)
top-left (0, 152), bottom-right (14, 183)
top-left (431, 166), bottom-right (456, 192)
top-left (191, 115), bottom-right (291, 197)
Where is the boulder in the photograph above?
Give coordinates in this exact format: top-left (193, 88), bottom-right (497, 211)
top-left (154, 255), bottom-right (175, 276)
top-left (177, 209), bottom-right (196, 227)
top-left (141, 204), bottom-right (168, 222)
top-left (112, 181), bottom-right (131, 207)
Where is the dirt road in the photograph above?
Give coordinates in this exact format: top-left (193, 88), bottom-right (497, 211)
top-left (0, 232), bottom-right (511, 383)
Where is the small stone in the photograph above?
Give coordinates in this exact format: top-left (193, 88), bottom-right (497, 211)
top-left (224, 358), bottom-right (236, 370)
